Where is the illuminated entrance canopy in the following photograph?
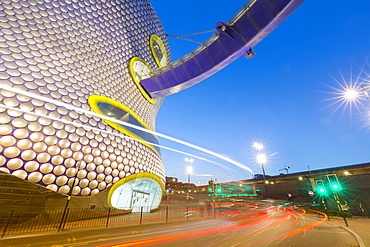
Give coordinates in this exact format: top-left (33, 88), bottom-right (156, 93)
top-left (108, 173), bottom-right (163, 212)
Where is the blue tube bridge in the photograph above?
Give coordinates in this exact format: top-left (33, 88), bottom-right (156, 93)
top-left (141, 0), bottom-right (304, 98)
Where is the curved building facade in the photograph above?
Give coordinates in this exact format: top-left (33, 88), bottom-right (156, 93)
top-left (0, 0), bottom-right (170, 212)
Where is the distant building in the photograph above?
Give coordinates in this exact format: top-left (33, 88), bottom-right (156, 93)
top-left (243, 162), bottom-right (370, 216)
top-left (165, 176), bottom-right (197, 191)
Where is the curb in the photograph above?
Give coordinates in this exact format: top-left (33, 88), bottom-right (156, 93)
top-left (340, 226), bottom-right (366, 247)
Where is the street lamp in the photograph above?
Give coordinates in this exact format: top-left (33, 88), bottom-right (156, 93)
top-left (185, 158), bottom-right (193, 201)
top-left (252, 142), bottom-right (264, 151)
top-left (186, 165), bottom-right (193, 183)
top-left (185, 157), bottom-right (193, 183)
top-left (256, 152), bottom-right (269, 199)
top-left (279, 166), bottom-right (290, 174)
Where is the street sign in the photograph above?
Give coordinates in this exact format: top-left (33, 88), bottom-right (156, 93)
top-left (308, 191), bottom-right (314, 196)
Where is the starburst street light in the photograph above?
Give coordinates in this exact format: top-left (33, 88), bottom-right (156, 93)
top-left (325, 63), bottom-right (370, 119)
top-left (344, 89), bottom-right (359, 100)
top-left (328, 83), bottom-right (365, 114)
top-left (256, 153), bottom-right (267, 165)
top-left (252, 142), bottom-right (264, 151)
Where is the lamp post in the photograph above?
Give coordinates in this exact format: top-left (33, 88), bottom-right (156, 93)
top-left (253, 143), bottom-right (269, 200)
top-left (256, 153), bottom-right (269, 199)
top-left (185, 158), bottom-right (193, 201)
top-left (185, 157), bottom-right (193, 183)
top-left (186, 165), bottom-right (193, 183)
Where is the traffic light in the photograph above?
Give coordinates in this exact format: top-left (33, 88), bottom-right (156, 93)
top-left (216, 183), bottom-right (222, 193)
top-left (208, 179), bottom-right (214, 192)
top-left (315, 180), bottom-right (327, 195)
top-left (327, 174), bottom-right (341, 191)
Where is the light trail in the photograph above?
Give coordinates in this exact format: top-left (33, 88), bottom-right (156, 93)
top-left (0, 102), bottom-right (240, 179)
top-left (96, 206), bottom-right (328, 247)
top-left (44, 204), bottom-right (332, 247)
top-left (0, 84), bottom-right (253, 175)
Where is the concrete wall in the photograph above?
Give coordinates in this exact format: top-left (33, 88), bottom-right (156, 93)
top-left (256, 173), bottom-right (370, 216)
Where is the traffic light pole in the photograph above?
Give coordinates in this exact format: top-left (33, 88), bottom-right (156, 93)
top-left (321, 197), bottom-right (330, 221)
top-left (335, 193), bottom-right (349, 227)
top-left (338, 205), bottom-right (349, 227)
top-left (316, 176), bottom-right (349, 226)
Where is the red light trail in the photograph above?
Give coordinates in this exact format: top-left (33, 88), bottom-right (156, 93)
top-left (98, 206), bottom-right (328, 247)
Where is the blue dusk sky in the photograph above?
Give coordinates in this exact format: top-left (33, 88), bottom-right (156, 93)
top-left (150, 0), bottom-right (370, 185)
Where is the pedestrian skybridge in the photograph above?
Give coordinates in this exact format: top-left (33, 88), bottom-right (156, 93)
top-left (141, 0), bottom-right (304, 98)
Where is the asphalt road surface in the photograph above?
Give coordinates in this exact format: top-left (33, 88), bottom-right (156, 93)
top-left (0, 204), bottom-right (358, 247)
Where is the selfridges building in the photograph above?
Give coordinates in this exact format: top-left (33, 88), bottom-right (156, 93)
top-left (0, 0), bottom-right (170, 212)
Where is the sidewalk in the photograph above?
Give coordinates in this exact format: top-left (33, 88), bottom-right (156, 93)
top-left (327, 216), bottom-right (369, 247)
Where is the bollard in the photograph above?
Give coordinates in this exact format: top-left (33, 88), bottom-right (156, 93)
top-left (106, 208), bottom-right (111, 228)
top-left (140, 207), bottom-right (143, 225)
top-left (1, 210), bottom-right (14, 238)
top-left (166, 206), bottom-right (169, 222)
top-left (61, 208), bottom-right (70, 232)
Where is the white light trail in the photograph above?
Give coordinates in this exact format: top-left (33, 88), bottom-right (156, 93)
top-left (0, 84), bottom-right (253, 175)
top-left (0, 103), bottom-right (240, 180)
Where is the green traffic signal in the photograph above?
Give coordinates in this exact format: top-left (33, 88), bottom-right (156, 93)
top-left (327, 174), bottom-right (341, 191)
top-left (315, 179), bottom-right (327, 195)
top-left (214, 183), bottom-right (222, 193)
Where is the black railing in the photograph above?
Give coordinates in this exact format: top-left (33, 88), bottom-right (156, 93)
top-left (0, 204), bottom-right (222, 238)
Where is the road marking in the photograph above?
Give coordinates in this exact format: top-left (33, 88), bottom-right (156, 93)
top-left (60, 219), bottom-right (225, 246)
top-left (340, 226), bottom-right (366, 247)
top-left (67, 237), bottom-right (76, 242)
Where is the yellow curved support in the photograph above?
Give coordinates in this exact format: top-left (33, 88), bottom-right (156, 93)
top-left (128, 57), bottom-right (157, 104)
top-left (88, 95), bottom-right (160, 156)
top-left (150, 34), bottom-right (168, 68)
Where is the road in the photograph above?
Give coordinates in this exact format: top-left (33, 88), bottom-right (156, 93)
top-left (0, 203), bottom-right (359, 247)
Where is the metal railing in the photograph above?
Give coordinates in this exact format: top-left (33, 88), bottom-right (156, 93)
top-left (0, 204), bottom-right (223, 238)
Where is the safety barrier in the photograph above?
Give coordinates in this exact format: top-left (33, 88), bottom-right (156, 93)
top-left (0, 204), bottom-right (223, 238)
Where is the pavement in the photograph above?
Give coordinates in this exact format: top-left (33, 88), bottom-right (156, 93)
top-left (326, 216), bottom-right (370, 247)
